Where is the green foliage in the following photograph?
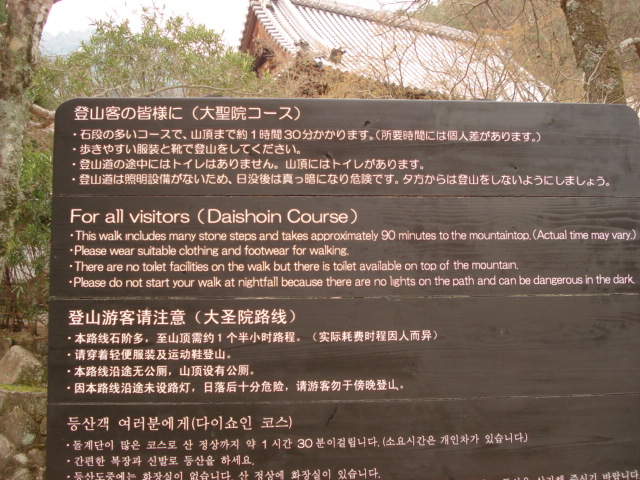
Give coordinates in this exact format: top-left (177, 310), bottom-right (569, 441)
top-left (32, 6), bottom-right (277, 107)
top-left (0, 148), bottom-right (52, 333)
top-left (17, 6), bottom-right (282, 334)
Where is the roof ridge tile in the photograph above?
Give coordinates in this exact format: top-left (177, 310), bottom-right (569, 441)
top-left (290, 0), bottom-right (474, 42)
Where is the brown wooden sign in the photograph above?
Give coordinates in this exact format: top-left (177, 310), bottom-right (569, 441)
top-left (48, 98), bottom-right (640, 480)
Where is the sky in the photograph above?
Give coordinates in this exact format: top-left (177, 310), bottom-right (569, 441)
top-left (43, 0), bottom-right (404, 48)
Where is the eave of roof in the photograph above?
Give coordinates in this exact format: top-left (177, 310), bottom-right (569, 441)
top-left (240, 0), bottom-right (549, 102)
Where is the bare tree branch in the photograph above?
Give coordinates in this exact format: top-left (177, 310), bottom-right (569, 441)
top-left (30, 103), bottom-right (55, 122)
top-left (29, 119), bottom-right (54, 131)
top-left (140, 84), bottom-right (254, 97)
top-left (29, 103), bottom-right (55, 130)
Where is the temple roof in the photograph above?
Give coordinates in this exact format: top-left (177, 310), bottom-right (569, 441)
top-left (240, 0), bottom-right (548, 101)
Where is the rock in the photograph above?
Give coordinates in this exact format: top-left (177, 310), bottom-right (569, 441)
top-left (12, 452), bottom-right (29, 466)
top-left (34, 467), bottom-right (45, 480)
top-left (0, 407), bottom-right (38, 447)
top-left (32, 318), bottom-right (48, 357)
top-left (0, 338), bottom-right (12, 360)
top-left (12, 392), bottom-right (46, 419)
top-left (7, 467), bottom-right (33, 480)
top-left (0, 433), bottom-right (15, 470)
top-left (27, 448), bottom-right (45, 467)
top-left (0, 346), bottom-right (45, 386)
top-left (0, 388), bottom-right (47, 421)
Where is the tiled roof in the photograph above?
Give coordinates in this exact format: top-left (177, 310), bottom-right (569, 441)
top-left (242, 0), bottom-right (548, 101)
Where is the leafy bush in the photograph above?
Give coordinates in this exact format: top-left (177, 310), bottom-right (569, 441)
top-left (0, 148), bottom-right (52, 334)
top-left (32, 6), bottom-right (278, 107)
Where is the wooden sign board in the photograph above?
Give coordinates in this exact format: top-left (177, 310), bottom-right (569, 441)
top-left (48, 98), bottom-right (640, 480)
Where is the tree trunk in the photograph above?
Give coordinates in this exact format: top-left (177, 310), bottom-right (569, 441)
top-left (560, 0), bottom-right (626, 104)
top-left (0, 0), bottom-right (57, 270)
